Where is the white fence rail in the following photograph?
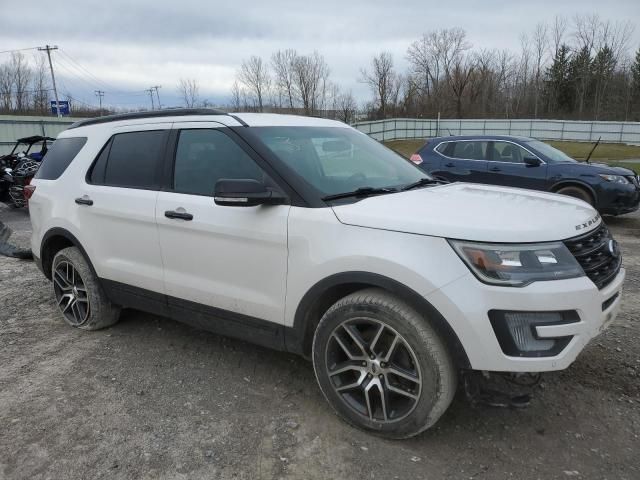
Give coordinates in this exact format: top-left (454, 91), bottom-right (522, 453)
top-left (352, 118), bottom-right (640, 144)
top-left (2, 116), bottom-right (639, 155)
top-left (0, 116), bottom-right (77, 155)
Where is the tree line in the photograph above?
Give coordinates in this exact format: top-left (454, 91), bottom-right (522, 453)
top-left (1, 13), bottom-right (639, 122)
top-left (230, 14), bottom-right (640, 121)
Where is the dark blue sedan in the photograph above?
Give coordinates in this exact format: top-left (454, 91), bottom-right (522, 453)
top-left (410, 135), bottom-right (640, 215)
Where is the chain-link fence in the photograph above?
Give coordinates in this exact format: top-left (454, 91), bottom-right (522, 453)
top-left (352, 118), bottom-right (640, 144)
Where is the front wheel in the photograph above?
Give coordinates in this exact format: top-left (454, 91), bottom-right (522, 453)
top-left (312, 288), bottom-right (457, 439)
top-left (556, 185), bottom-right (594, 206)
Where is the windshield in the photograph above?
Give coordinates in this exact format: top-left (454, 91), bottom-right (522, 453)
top-left (251, 126), bottom-right (430, 197)
top-left (525, 140), bottom-right (577, 163)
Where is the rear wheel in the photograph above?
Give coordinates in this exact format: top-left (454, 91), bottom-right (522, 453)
top-left (312, 288), bottom-right (457, 439)
top-left (556, 185), bottom-right (594, 206)
top-left (52, 247), bottom-right (120, 330)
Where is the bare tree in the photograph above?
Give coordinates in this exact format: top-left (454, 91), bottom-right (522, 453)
top-left (11, 52), bottom-right (32, 112)
top-left (32, 54), bottom-right (50, 113)
top-left (238, 56), bottom-right (270, 112)
top-left (532, 23), bottom-right (549, 117)
top-left (292, 51), bottom-right (330, 115)
top-left (0, 63), bottom-right (13, 111)
top-left (360, 52), bottom-right (398, 118)
top-left (230, 80), bottom-right (242, 111)
top-left (178, 78), bottom-right (200, 108)
top-left (271, 49), bottom-right (298, 110)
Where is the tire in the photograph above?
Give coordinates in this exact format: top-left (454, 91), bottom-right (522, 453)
top-left (51, 246), bottom-right (120, 330)
top-left (312, 288), bottom-right (457, 439)
top-left (556, 185), bottom-right (594, 206)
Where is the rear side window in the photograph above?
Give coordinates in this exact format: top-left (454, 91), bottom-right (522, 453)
top-left (89, 130), bottom-right (167, 189)
top-left (437, 141), bottom-right (487, 160)
top-left (35, 137), bottom-right (87, 180)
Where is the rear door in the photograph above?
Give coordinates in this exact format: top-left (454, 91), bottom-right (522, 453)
top-left (155, 122), bottom-right (290, 327)
top-left (485, 140), bottom-right (548, 190)
top-left (433, 140), bottom-right (489, 183)
top-left (78, 124), bottom-right (170, 297)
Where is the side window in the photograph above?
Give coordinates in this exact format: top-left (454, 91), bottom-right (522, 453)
top-left (89, 130), bottom-right (167, 188)
top-left (444, 141), bottom-right (487, 160)
top-left (35, 137), bottom-right (87, 180)
top-left (88, 138), bottom-right (111, 184)
top-left (490, 141), bottom-right (533, 163)
top-left (173, 129), bottom-right (265, 196)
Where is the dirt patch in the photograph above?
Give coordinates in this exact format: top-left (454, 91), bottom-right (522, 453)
top-left (1, 205), bottom-right (639, 480)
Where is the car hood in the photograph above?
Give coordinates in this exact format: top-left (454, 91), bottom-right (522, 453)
top-left (331, 183), bottom-right (599, 243)
top-left (554, 161), bottom-right (637, 176)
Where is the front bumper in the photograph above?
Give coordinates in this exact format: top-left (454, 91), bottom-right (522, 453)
top-left (597, 183), bottom-right (640, 215)
top-left (426, 268), bottom-right (625, 372)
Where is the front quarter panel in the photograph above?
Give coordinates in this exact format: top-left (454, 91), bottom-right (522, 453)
top-left (284, 206), bottom-right (469, 328)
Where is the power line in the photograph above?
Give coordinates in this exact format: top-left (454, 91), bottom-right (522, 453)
top-left (152, 85), bottom-right (162, 109)
top-left (0, 47), bottom-right (39, 55)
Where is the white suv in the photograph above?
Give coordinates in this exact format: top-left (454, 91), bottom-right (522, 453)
top-left (28, 109), bottom-right (625, 438)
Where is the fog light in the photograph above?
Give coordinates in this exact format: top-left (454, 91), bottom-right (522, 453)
top-left (504, 312), bottom-right (559, 352)
top-left (489, 310), bottom-right (578, 357)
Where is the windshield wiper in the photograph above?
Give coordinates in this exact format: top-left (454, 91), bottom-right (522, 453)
top-left (401, 177), bottom-right (448, 191)
top-left (322, 186), bottom-right (398, 201)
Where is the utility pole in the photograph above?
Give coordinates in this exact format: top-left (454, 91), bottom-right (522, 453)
top-left (152, 85), bottom-right (162, 109)
top-left (146, 88), bottom-right (155, 110)
top-left (38, 45), bottom-right (61, 118)
top-left (94, 90), bottom-right (104, 115)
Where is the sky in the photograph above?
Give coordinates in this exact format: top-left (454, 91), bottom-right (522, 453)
top-left (0, 0), bottom-right (638, 110)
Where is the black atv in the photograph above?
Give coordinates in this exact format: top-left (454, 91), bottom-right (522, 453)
top-left (0, 136), bottom-right (55, 207)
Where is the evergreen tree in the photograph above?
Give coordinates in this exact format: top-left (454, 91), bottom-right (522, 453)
top-left (569, 46), bottom-right (592, 118)
top-left (631, 48), bottom-right (640, 120)
top-left (544, 44), bottom-right (573, 115)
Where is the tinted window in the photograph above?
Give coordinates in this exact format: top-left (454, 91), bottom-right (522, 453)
top-left (35, 137), bottom-right (87, 180)
top-left (173, 129), bottom-right (265, 196)
top-left (439, 141), bottom-right (487, 160)
top-left (102, 130), bottom-right (167, 188)
top-left (88, 139), bottom-right (111, 184)
top-left (490, 141), bottom-right (533, 163)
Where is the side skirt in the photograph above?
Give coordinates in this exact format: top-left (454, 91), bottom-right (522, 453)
top-left (100, 278), bottom-right (289, 352)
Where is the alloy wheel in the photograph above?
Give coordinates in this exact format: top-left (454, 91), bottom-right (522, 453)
top-left (325, 318), bottom-right (422, 423)
top-left (53, 260), bottom-right (90, 326)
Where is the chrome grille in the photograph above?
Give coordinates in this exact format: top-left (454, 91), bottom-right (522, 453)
top-left (564, 223), bottom-right (622, 290)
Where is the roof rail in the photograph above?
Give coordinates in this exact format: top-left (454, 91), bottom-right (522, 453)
top-left (67, 108), bottom-right (228, 130)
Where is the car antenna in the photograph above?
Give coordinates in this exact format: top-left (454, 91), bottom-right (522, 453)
top-left (585, 136), bottom-right (601, 164)
top-left (447, 128), bottom-right (453, 136)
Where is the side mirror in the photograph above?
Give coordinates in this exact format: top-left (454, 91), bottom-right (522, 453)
top-left (214, 179), bottom-right (286, 207)
top-left (524, 156), bottom-right (542, 167)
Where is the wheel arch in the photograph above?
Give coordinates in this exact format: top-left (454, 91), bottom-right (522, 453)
top-left (550, 180), bottom-right (597, 204)
top-left (286, 271), bottom-right (471, 368)
top-left (40, 227), bottom-right (98, 280)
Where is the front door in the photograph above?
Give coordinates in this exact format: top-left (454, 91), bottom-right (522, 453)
top-left (485, 141), bottom-right (548, 190)
top-left (155, 122), bottom-right (290, 327)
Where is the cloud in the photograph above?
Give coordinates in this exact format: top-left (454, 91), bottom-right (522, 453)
top-left (0, 0), bottom-right (637, 108)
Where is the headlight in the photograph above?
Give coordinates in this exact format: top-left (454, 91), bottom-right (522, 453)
top-left (448, 240), bottom-right (584, 287)
top-left (599, 174), bottom-right (629, 184)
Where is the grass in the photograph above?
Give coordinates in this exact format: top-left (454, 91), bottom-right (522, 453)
top-left (384, 139), bottom-right (640, 172)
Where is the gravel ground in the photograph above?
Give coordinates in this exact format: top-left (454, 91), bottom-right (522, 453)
top-left (0, 205), bottom-right (638, 480)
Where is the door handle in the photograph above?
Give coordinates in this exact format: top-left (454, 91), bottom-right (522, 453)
top-left (444, 163), bottom-right (455, 168)
top-left (489, 167), bottom-right (501, 172)
top-left (75, 196), bottom-right (93, 206)
top-left (165, 210), bottom-right (193, 221)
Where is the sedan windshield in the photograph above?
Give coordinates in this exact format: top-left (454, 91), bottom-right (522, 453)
top-left (251, 126), bottom-right (430, 197)
top-left (525, 140), bottom-right (577, 163)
